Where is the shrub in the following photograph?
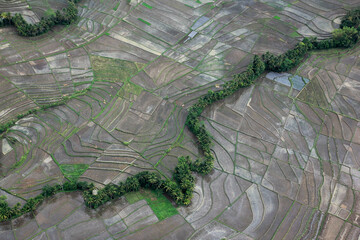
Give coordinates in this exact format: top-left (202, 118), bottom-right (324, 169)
top-left (340, 9), bottom-right (360, 29)
top-left (124, 176), bottom-right (140, 192)
top-left (332, 27), bottom-right (358, 48)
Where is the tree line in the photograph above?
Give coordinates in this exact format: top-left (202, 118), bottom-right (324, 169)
top-left (0, 157), bottom-right (195, 221)
top-left (0, 0), bottom-right (80, 37)
top-left (0, 8), bottom-right (359, 221)
top-left (262, 9), bottom-right (360, 72)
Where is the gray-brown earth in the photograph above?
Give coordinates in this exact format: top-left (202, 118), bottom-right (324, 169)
top-left (1, 0), bottom-right (360, 239)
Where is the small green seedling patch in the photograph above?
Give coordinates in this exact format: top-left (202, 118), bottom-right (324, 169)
top-left (122, 82), bottom-right (143, 96)
top-left (44, 8), bottom-right (55, 17)
top-left (273, 15), bottom-right (281, 20)
top-left (290, 31), bottom-right (301, 38)
top-left (125, 189), bottom-right (178, 221)
top-left (12, 151), bottom-right (29, 172)
top-left (138, 18), bottom-right (151, 26)
top-left (60, 164), bottom-right (89, 182)
top-left (142, 2), bottom-right (153, 9)
top-left (113, 2), bottom-right (120, 11)
top-left (125, 191), bottom-right (143, 204)
top-left (91, 56), bottom-right (141, 82)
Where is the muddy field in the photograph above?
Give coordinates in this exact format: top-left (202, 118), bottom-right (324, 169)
top-left (1, 0), bottom-right (360, 239)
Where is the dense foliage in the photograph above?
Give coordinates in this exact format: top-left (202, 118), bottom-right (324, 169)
top-left (1, 8), bottom-right (360, 222)
top-left (340, 9), bottom-right (360, 30)
top-left (83, 157), bottom-right (195, 208)
top-left (0, 0), bottom-right (79, 37)
top-left (0, 13), bottom-right (12, 27)
top-left (263, 12), bottom-right (360, 73)
top-left (186, 55), bottom-right (265, 175)
top-left (0, 181), bottom-right (92, 221)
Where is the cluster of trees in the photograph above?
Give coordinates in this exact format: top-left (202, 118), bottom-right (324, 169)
top-left (1, 8), bottom-right (360, 221)
top-left (0, 13), bottom-right (12, 27)
top-left (185, 55), bottom-right (265, 174)
top-left (0, 156), bottom-right (196, 219)
top-left (262, 10), bottom-right (360, 72)
top-left (0, 0), bottom-right (79, 37)
top-left (0, 181), bottom-right (92, 221)
top-left (262, 41), bottom-right (309, 72)
top-left (83, 157), bottom-right (195, 209)
top-left (340, 9), bottom-right (360, 30)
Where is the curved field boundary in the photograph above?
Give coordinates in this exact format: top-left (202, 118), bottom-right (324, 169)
top-left (0, 8), bottom-right (359, 222)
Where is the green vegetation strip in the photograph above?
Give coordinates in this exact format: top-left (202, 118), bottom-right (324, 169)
top-left (0, 0), bottom-right (80, 37)
top-left (0, 9), bottom-right (360, 222)
top-left (273, 15), bottom-right (281, 20)
top-left (142, 2), bottom-right (153, 9)
top-left (113, 2), bottom-right (120, 11)
top-left (138, 18), bottom-right (151, 26)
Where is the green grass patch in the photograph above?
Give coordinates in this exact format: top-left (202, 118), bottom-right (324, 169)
top-left (44, 8), bottom-right (55, 17)
top-left (135, 62), bottom-right (146, 71)
top-left (142, 2), bottom-right (153, 9)
top-left (138, 18), bottom-right (151, 26)
top-left (122, 82), bottom-right (143, 95)
top-left (113, 2), bottom-right (120, 11)
top-left (59, 164), bottom-right (89, 182)
top-left (297, 78), bottom-right (328, 108)
top-left (125, 191), bottom-right (143, 204)
top-left (91, 56), bottom-right (141, 83)
top-left (91, 56), bottom-right (145, 97)
top-left (273, 15), bottom-right (281, 20)
top-left (125, 189), bottom-right (178, 221)
top-left (290, 31), bottom-right (301, 38)
top-left (12, 151), bottom-right (29, 172)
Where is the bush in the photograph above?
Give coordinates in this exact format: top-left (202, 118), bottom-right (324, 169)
top-left (42, 185), bottom-right (57, 197)
top-left (340, 9), bottom-right (360, 29)
top-left (124, 176), bottom-right (140, 192)
top-left (332, 27), bottom-right (358, 48)
top-left (63, 181), bottom-right (78, 191)
top-left (135, 171), bottom-right (163, 190)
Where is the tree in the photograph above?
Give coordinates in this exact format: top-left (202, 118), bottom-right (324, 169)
top-left (42, 185), bottom-right (56, 197)
top-left (340, 9), bottom-right (360, 29)
top-left (332, 27), bottom-right (358, 48)
top-left (124, 177), bottom-right (140, 192)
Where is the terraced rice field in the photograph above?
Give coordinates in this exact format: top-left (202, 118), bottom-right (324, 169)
top-left (1, 0), bottom-right (360, 239)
